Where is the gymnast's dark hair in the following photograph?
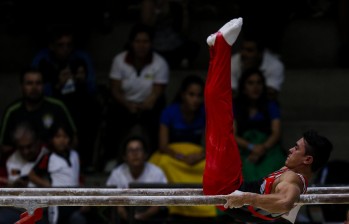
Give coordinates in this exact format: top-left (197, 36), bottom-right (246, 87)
top-left (303, 130), bottom-right (333, 172)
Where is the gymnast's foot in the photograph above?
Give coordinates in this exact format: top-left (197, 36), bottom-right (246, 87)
top-left (207, 17), bottom-right (243, 47)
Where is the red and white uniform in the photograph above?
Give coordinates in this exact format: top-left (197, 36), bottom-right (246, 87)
top-left (202, 32), bottom-right (307, 224)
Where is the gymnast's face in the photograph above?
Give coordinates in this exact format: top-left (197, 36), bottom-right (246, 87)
top-left (285, 138), bottom-right (313, 169)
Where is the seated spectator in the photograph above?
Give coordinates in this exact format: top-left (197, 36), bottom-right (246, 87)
top-left (231, 34), bottom-right (285, 100)
top-left (32, 26), bottom-right (100, 171)
top-left (31, 25), bottom-right (96, 96)
top-left (105, 23), bottom-right (169, 163)
top-left (0, 122), bottom-right (49, 224)
top-left (29, 122), bottom-right (82, 224)
top-left (0, 68), bottom-right (77, 174)
top-left (313, 159), bottom-right (349, 223)
top-left (149, 75), bottom-right (217, 218)
top-left (233, 68), bottom-right (286, 182)
top-left (49, 60), bottom-right (101, 171)
top-left (141, 0), bottom-right (200, 69)
top-left (106, 135), bottom-right (167, 224)
top-left (157, 75), bottom-right (205, 163)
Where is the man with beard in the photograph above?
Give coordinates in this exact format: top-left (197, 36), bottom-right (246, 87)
top-left (0, 68), bottom-right (77, 174)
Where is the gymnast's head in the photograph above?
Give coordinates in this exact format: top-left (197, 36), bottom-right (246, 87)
top-left (285, 130), bottom-right (333, 173)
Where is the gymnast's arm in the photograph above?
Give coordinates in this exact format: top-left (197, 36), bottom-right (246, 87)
top-left (225, 171), bottom-right (303, 214)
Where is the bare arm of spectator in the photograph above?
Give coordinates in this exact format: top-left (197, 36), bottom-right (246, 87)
top-left (248, 118), bottom-right (281, 163)
top-left (234, 118), bottom-right (281, 163)
top-left (140, 84), bottom-right (166, 110)
top-left (110, 79), bottom-right (139, 114)
top-left (159, 124), bottom-right (204, 165)
top-left (28, 169), bottom-right (50, 187)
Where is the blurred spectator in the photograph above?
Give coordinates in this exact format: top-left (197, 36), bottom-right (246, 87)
top-left (106, 135), bottom-right (167, 224)
top-left (0, 68), bottom-right (77, 174)
top-left (231, 34), bottom-right (285, 100)
top-left (345, 208), bottom-right (349, 224)
top-left (5, 122), bottom-right (48, 186)
top-left (48, 59), bottom-right (101, 172)
top-left (233, 69), bottom-right (286, 182)
top-left (31, 25), bottom-right (96, 96)
top-left (157, 75), bottom-right (205, 164)
top-left (149, 75), bottom-right (217, 219)
top-left (141, 0), bottom-right (200, 69)
top-left (0, 122), bottom-right (49, 224)
top-left (314, 159), bottom-right (349, 223)
top-left (29, 122), bottom-right (82, 224)
top-left (105, 23), bottom-right (169, 164)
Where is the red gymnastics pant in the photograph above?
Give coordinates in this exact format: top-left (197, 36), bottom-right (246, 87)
top-left (203, 33), bottom-right (243, 203)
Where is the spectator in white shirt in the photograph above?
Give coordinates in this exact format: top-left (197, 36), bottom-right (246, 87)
top-left (0, 122), bottom-right (49, 224)
top-left (106, 135), bottom-right (168, 224)
top-left (29, 122), bottom-right (81, 224)
top-left (231, 34), bottom-right (284, 100)
top-left (105, 23), bottom-right (169, 164)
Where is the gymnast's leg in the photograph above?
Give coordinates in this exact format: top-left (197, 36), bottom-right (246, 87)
top-left (203, 18), bottom-right (244, 196)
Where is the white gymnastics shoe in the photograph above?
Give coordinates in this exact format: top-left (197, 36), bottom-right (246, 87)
top-left (207, 17), bottom-right (243, 47)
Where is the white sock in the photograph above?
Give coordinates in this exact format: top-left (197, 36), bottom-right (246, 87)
top-left (207, 17), bottom-right (243, 46)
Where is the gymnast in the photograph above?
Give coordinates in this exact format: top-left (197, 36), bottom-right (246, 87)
top-left (202, 17), bottom-right (333, 223)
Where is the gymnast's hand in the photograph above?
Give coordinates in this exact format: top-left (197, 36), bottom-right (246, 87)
top-left (224, 190), bottom-right (247, 209)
